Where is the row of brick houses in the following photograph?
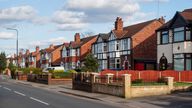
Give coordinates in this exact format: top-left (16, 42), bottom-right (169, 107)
top-left (9, 8), bottom-right (192, 71)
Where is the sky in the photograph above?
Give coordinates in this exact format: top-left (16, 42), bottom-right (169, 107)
top-left (0, 0), bottom-right (191, 56)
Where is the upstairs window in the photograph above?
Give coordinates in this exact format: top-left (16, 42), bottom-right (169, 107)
top-left (173, 27), bottom-right (184, 42)
top-left (186, 27), bottom-right (191, 41)
top-left (161, 31), bottom-right (169, 44)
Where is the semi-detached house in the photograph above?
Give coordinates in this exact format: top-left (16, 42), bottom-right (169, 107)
top-left (157, 8), bottom-right (192, 71)
top-left (61, 33), bottom-right (97, 70)
top-left (92, 17), bottom-right (164, 71)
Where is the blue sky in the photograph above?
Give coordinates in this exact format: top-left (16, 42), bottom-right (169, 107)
top-left (0, 0), bottom-right (191, 56)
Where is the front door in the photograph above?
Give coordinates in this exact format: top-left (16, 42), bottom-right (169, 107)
top-left (135, 63), bottom-right (144, 70)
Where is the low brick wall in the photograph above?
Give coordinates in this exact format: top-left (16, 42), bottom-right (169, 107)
top-left (27, 74), bottom-right (72, 85)
top-left (73, 73), bottom-right (175, 98)
top-left (49, 78), bottom-right (72, 85)
top-left (17, 74), bottom-right (27, 81)
top-left (131, 86), bottom-right (170, 98)
top-left (93, 83), bottom-right (123, 97)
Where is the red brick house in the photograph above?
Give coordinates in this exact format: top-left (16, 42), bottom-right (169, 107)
top-left (29, 46), bottom-right (41, 68)
top-left (40, 44), bottom-right (63, 69)
top-left (61, 33), bottom-right (97, 70)
top-left (92, 17), bottom-right (164, 71)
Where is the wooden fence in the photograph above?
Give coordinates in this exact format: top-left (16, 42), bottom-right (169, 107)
top-left (100, 70), bottom-right (192, 82)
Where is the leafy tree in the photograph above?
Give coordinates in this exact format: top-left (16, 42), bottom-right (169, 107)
top-left (8, 62), bottom-right (17, 79)
top-left (0, 52), bottom-right (7, 73)
top-left (81, 53), bottom-right (99, 72)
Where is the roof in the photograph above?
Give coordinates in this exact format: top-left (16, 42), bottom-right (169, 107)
top-left (99, 33), bottom-right (109, 41)
top-left (70, 35), bottom-right (97, 48)
top-left (157, 8), bottom-right (192, 30)
top-left (42, 44), bottom-right (63, 54)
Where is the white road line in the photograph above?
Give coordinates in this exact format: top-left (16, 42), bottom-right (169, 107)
top-left (14, 91), bottom-right (26, 96)
top-left (3, 87), bottom-right (11, 91)
top-left (30, 97), bottom-right (49, 106)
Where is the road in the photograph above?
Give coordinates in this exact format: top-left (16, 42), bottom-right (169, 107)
top-left (0, 76), bottom-right (124, 108)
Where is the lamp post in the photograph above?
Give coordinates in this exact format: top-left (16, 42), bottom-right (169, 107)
top-left (7, 28), bottom-right (19, 68)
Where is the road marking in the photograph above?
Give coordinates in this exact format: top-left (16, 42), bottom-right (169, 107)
top-left (30, 97), bottom-right (49, 106)
top-left (14, 91), bottom-right (26, 96)
top-left (3, 87), bottom-right (11, 91)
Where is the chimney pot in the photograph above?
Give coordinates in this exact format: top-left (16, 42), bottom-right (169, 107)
top-left (74, 33), bottom-right (81, 43)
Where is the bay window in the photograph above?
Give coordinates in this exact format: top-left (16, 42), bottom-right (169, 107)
top-left (174, 54), bottom-right (184, 71)
top-left (174, 53), bottom-right (192, 71)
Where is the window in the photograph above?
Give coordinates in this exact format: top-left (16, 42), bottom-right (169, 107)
top-left (103, 60), bottom-right (107, 69)
top-left (116, 41), bottom-right (119, 50)
top-left (173, 27), bottom-right (184, 42)
top-left (186, 54), bottom-right (192, 70)
top-left (116, 58), bottom-right (121, 69)
top-left (103, 43), bottom-right (107, 52)
top-left (121, 38), bottom-right (130, 50)
top-left (161, 31), bottom-right (169, 44)
top-left (98, 43), bottom-right (103, 53)
top-left (109, 58), bottom-right (115, 69)
top-left (186, 27), bottom-right (191, 41)
top-left (108, 41), bottom-right (115, 52)
top-left (174, 54), bottom-right (184, 71)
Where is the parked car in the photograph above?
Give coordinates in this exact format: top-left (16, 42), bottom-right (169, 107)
top-left (42, 66), bottom-right (65, 73)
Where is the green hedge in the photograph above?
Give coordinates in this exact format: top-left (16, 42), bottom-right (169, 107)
top-left (51, 70), bottom-right (77, 79)
top-left (18, 68), bottom-right (42, 74)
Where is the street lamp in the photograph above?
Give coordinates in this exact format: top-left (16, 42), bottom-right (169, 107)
top-left (7, 28), bottom-right (19, 68)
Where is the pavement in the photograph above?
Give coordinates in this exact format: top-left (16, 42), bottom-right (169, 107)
top-left (1, 75), bottom-right (192, 108)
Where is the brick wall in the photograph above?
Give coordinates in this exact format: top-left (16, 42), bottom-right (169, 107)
top-left (132, 20), bottom-right (163, 60)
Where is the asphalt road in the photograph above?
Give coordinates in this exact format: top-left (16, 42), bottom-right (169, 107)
top-left (0, 76), bottom-right (124, 108)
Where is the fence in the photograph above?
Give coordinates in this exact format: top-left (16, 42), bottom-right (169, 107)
top-left (100, 70), bottom-right (192, 82)
top-left (27, 73), bottom-right (72, 85)
top-left (72, 72), bottom-right (175, 98)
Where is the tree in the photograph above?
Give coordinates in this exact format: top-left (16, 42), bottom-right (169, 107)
top-left (8, 62), bottom-right (17, 79)
top-left (81, 53), bottom-right (99, 72)
top-left (0, 52), bottom-right (7, 73)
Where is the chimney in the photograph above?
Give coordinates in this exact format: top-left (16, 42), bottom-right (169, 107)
top-left (26, 49), bottom-right (30, 55)
top-left (49, 44), bottom-right (54, 49)
top-left (158, 16), bottom-right (165, 24)
top-left (36, 46), bottom-right (40, 52)
top-left (115, 17), bottom-right (123, 31)
top-left (74, 33), bottom-right (80, 43)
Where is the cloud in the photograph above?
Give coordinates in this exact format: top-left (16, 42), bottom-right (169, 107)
top-left (29, 37), bottom-right (66, 48)
top-left (0, 5), bottom-right (48, 25)
top-left (0, 32), bottom-right (15, 39)
top-left (136, 0), bottom-right (169, 3)
top-left (52, 0), bottom-right (140, 31)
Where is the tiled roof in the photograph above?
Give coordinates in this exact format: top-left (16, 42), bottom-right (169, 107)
top-left (70, 35), bottom-right (97, 48)
top-left (122, 19), bottom-right (156, 38)
top-left (43, 44), bottom-right (63, 53)
top-left (99, 33), bottom-right (109, 41)
top-left (157, 8), bottom-right (192, 30)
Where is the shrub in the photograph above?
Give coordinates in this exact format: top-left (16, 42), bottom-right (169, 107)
top-left (132, 79), bottom-right (143, 84)
top-left (52, 72), bottom-right (72, 79)
top-left (18, 68), bottom-right (42, 74)
top-left (157, 77), bottom-right (166, 83)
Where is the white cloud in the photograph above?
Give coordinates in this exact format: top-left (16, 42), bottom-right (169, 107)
top-left (0, 32), bottom-right (15, 39)
top-left (0, 5), bottom-right (48, 25)
top-left (136, 0), bottom-right (169, 3)
top-left (52, 0), bottom-right (141, 31)
top-left (29, 37), bottom-right (66, 48)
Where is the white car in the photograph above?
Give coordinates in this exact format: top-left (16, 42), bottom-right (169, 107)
top-left (42, 66), bottom-right (65, 73)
